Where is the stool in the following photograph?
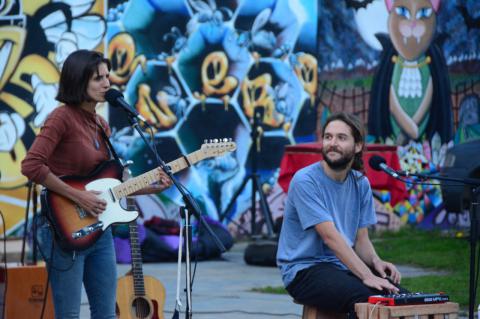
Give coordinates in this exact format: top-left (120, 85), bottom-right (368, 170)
top-left (355, 302), bottom-right (459, 319)
top-left (294, 301), bottom-right (347, 319)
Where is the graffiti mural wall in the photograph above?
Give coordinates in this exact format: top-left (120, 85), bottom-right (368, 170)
top-left (0, 0), bottom-right (479, 238)
top-left (105, 0), bottom-right (318, 237)
top-left (0, 0), bottom-right (318, 237)
top-left (0, 0), bottom-right (107, 235)
top-left (315, 0), bottom-right (480, 229)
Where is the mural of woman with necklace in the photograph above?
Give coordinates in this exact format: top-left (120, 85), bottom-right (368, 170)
top-left (368, 0), bottom-right (453, 146)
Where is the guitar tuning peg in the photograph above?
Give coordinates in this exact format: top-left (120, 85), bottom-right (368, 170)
top-left (204, 139), bottom-right (207, 143)
top-left (214, 138), bottom-right (218, 143)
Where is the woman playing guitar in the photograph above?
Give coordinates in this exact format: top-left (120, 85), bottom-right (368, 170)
top-left (21, 50), bottom-right (171, 318)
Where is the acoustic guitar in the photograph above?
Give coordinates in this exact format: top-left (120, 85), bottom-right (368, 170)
top-left (116, 164), bottom-right (165, 319)
top-left (116, 221), bottom-right (166, 319)
top-left (42, 139), bottom-right (236, 251)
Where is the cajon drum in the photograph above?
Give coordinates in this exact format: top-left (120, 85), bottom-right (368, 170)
top-left (0, 262), bottom-right (54, 319)
top-left (355, 302), bottom-right (459, 319)
top-left (295, 300), bottom-right (346, 319)
top-left (302, 304), bottom-right (347, 319)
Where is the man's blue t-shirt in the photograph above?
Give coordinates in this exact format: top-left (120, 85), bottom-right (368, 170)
top-left (276, 162), bottom-right (377, 287)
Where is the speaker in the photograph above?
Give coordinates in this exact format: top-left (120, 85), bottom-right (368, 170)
top-left (0, 263), bottom-right (54, 318)
top-left (440, 139), bottom-right (480, 213)
top-left (244, 240), bottom-right (278, 267)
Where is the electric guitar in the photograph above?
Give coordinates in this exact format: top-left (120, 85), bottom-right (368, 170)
top-left (116, 165), bottom-right (166, 319)
top-left (42, 139), bottom-right (236, 251)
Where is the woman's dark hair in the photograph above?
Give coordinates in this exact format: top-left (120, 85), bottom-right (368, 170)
top-left (322, 112), bottom-right (366, 172)
top-left (56, 50), bottom-right (111, 106)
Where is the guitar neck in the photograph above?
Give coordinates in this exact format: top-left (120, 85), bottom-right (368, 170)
top-left (112, 149), bottom-right (203, 199)
top-left (128, 220), bottom-right (147, 296)
top-left (117, 139), bottom-right (236, 297)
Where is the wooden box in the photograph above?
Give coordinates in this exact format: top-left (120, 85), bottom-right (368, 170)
top-left (302, 304), bottom-right (347, 319)
top-left (355, 302), bottom-right (459, 319)
top-left (0, 262), bottom-right (54, 319)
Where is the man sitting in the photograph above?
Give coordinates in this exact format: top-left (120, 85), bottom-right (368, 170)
top-left (277, 112), bottom-right (402, 316)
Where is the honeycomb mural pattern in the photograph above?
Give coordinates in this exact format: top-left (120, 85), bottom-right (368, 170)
top-left (106, 0), bottom-right (319, 236)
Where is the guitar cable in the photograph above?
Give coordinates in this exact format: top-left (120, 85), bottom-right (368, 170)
top-left (143, 125), bottom-right (209, 315)
top-left (474, 228), bottom-right (480, 316)
top-left (0, 209), bottom-right (7, 319)
top-left (32, 212), bottom-right (50, 319)
top-left (32, 213), bottom-right (77, 319)
top-left (391, 175), bottom-right (480, 308)
top-left (0, 183), bottom-right (52, 319)
top-left (178, 184), bottom-right (200, 291)
top-left (164, 308), bottom-right (302, 317)
top-left (368, 301), bottom-right (381, 319)
top-left (33, 214), bottom-right (76, 272)
top-left (20, 181), bottom-right (33, 265)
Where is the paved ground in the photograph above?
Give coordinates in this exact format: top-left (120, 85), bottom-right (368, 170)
top-left (0, 239), bottom-right (464, 318)
top-left (76, 242), bottom-right (454, 319)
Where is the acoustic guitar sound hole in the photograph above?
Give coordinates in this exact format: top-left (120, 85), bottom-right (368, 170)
top-left (131, 297), bottom-right (151, 318)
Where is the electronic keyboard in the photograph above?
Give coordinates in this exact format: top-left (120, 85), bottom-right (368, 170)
top-left (368, 293), bottom-right (449, 306)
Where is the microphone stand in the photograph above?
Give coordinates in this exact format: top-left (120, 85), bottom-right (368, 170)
top-left (123, 114), bottom-right (226, 318)
top-left (398, 171), bottom-right (480, 319)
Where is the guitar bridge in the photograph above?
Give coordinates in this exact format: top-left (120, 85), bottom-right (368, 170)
top-left (72, 222), bottom-right (104, 239)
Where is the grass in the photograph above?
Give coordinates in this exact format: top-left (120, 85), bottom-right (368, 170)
top-left (251, 286), bottom-right (288, 294)
top-left (372, 226), bottom-right (472, 309)
top-left (253, 227), bottom-right (474, 310)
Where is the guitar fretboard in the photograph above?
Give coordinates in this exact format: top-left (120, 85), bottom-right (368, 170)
top-left (117, 140), bottom-right (235, 296)
top-left (129, 221), bottom-right (146, 296)
top-left (112, 149), bottom-right (204, 199)
top-left (112, 140), bottom-right (236, 199)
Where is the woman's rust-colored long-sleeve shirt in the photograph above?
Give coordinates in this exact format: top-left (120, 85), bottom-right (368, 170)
top-left (21, 105), bottom-right (111, 183)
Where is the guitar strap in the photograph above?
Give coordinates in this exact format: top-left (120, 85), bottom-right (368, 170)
top-left (96, 122), bottom-right (124, 170)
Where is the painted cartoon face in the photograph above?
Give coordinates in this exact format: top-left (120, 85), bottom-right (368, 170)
top-left (108, 32), bottom-right (146, 86)
top-left (388, 0), bottom-right (437, 61)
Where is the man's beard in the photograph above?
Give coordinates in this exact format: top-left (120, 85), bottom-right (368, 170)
top-left (322, 147), bottom-right (355, 171)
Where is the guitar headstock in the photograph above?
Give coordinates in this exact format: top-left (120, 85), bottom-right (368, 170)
top-left (200, 138), bottom-right (237, 159)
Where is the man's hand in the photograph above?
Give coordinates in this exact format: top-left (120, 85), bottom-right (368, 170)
top-left (373, 259), bottom-right (401, 284)
top-left (363, 274), bottom-right (399, 294)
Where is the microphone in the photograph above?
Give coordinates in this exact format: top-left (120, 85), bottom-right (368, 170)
top-left (368, 155), bottom-right (400, 179)
top-left (105, 88), bottom-right (146, 122)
